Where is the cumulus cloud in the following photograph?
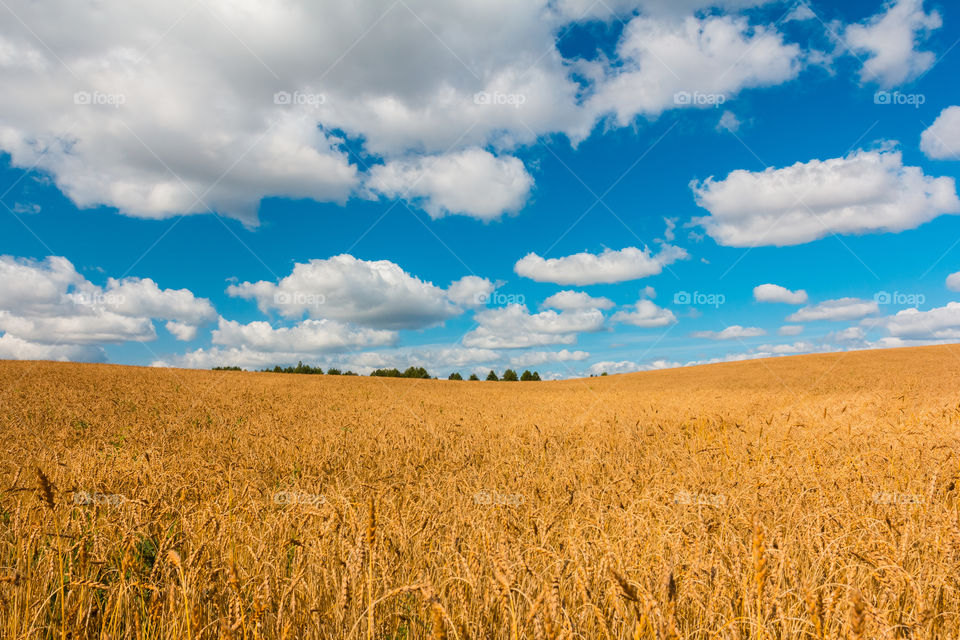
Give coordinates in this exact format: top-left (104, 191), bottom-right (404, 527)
top-left (947, 271), bottom-right (960, 292)
top-left (515, 245), bottom-right (687, 286)
top-left (227, 254), bottom-right (468, 330)
top-left (844, 0), bottom-right (942, 88)
top-left (509, 349), bottom-right (589, 367)
top-left (872, 302), bottom-right (960, 339)
top-left (0, 255), bottom-right (216, 360)
top-left (446, 276), bottom-right (498, 307)
top-left (365, 149), bottom-right (533, 220)
top-left (693, 149), bottom-right (960, 247)
top-left (585, 358), bottom-right (680, 375)
top-left (0, 334), bottom-right (104, 362)
top-left (0, 0), bottom-right (597, 223)
top-left (611, 300), bottom-right (677, 328)
top-left (212, 317), bottom-right (396, 353)
top-left (829, 326), bottom-right (867, 343)
top-left (717, 110), bottom-right (741, 133)
top-left (753, 283), bottom-right (808, 304)
top-left (921, 106), bottom-right (960, 161)
top-left (692, 325), bottom-right (766, 339)
top-left (0, 0), bottom-right (822, 225)
top-left (786, 297), bottom-right (879, 322)
top-left (540, 290), bottom-right (615, 311)
top-left (462, 304), bottom-right (604, 349)
top-left (587, 14), bottom-right (801, 126)
top-left (778, 324), bottom-right (803, 336)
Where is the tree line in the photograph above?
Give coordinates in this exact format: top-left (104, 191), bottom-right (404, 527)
top-left (212, 362), bottom-right (542, 380)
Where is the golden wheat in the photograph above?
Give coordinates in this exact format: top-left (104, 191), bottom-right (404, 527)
top-left (1, 344), bottom-right (959, 637)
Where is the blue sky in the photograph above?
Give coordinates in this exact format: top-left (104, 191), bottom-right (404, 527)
top-left (2, 0), bottom-right (960, 378)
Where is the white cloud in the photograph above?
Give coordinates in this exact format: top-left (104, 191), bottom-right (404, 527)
top-left (947, 271), bottom-right (960, 291)
top-left (365, 149), bottom-right (533, 221)
top-left (0, 255), bottom-right (216, 359)
top-left (612, 300), bottom-right (677, 328)
top-left (462, 304), bottom-right (604, 349)
top-left (872, 302), bottom-right (960, 339)
top-left (0, 334), bottom-right (104, 362)
top-left (509, 349), bottom-right (589, 367)
top-left (693, 149), bottom-right (960, 247)
top-left (829, 326), bottom-right (867, 343)
top-left (785, 3), bottom-right (816, 22)
top-left (787, 297), bottom-right (879, 322)
top-left (212, 317), bottom-right (396, 353)
top-left (100, 277), bottom-right (216, 327)
top-left (586, 360), bottom-right (637, 375)
top-left (844, 0), bottom-right (942, 88)
top-left (755, 340), bottom-right (817, 354)
top-left (0, 0), bottom-right (599, 223)
top-left (165, 321), bottom-right (201, 341)
top-left (585, 357), bottom-right (680, 375)
top-left (717, 110), bottom-right (741, 132)
top-left (446, 276), bottom-right (498, 308)
top-left (540, 290), bottom-right (614, 311)
top-left (920, 106), bottom-right (960, 161)
top-left (0, 312), bottom-right (154, 345)
top-left (0, 0), bottom-right (824, 226)
top-left (778, 324), bottom-right (803, 336)
top-left (227, 254), bottom-right (466, 330)
top-left (753, 283), bottom-right (808, 304)
top-left (515, 245), bottom-right (687, 285)
top-left (588, 14), bottom-right (801, 126)
top-left (692, 325), bottom-right (766, 339)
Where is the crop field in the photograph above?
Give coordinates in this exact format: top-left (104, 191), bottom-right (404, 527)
top-left (1, 344), bottom-right (960, 639)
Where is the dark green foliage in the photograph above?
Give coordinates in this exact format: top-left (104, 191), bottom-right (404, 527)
top-left (448, 372), bottom-right (463, 380)
top-left (502, 369), bottom-right (519, 381)
top-left (468, 373), bottom-right (480, 381)
top-left (262, 361), bottom-right (324, 375)
top-left (370, 366), bottom-right (431, 379)
top-left (520, 370), bottom-right (542, 381)
top-left (485, 370), bottom-right (499, 381)
top-left (212, 366), bottom-right (242, 371)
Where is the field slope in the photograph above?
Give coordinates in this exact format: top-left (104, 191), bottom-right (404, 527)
top-left (2, 344), bottom-right (960, 638)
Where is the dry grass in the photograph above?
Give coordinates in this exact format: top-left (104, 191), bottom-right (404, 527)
top-left (1, 344), bottom-right (960, 638)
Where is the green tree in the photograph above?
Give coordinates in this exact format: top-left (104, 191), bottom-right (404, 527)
top-left (502, 369), bottom-right (519, 381)
top-left (485, 370), bottom-right (499, 381)
top-left (468, 373), bottom-right (480, 381)
top-left (448, 372), bottom-right (463, 380)
top-left (326, 368), bottom-right (342, 375)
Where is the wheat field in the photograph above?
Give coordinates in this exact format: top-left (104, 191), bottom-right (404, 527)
top-left (1, 344), bottom-right (959, 639)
